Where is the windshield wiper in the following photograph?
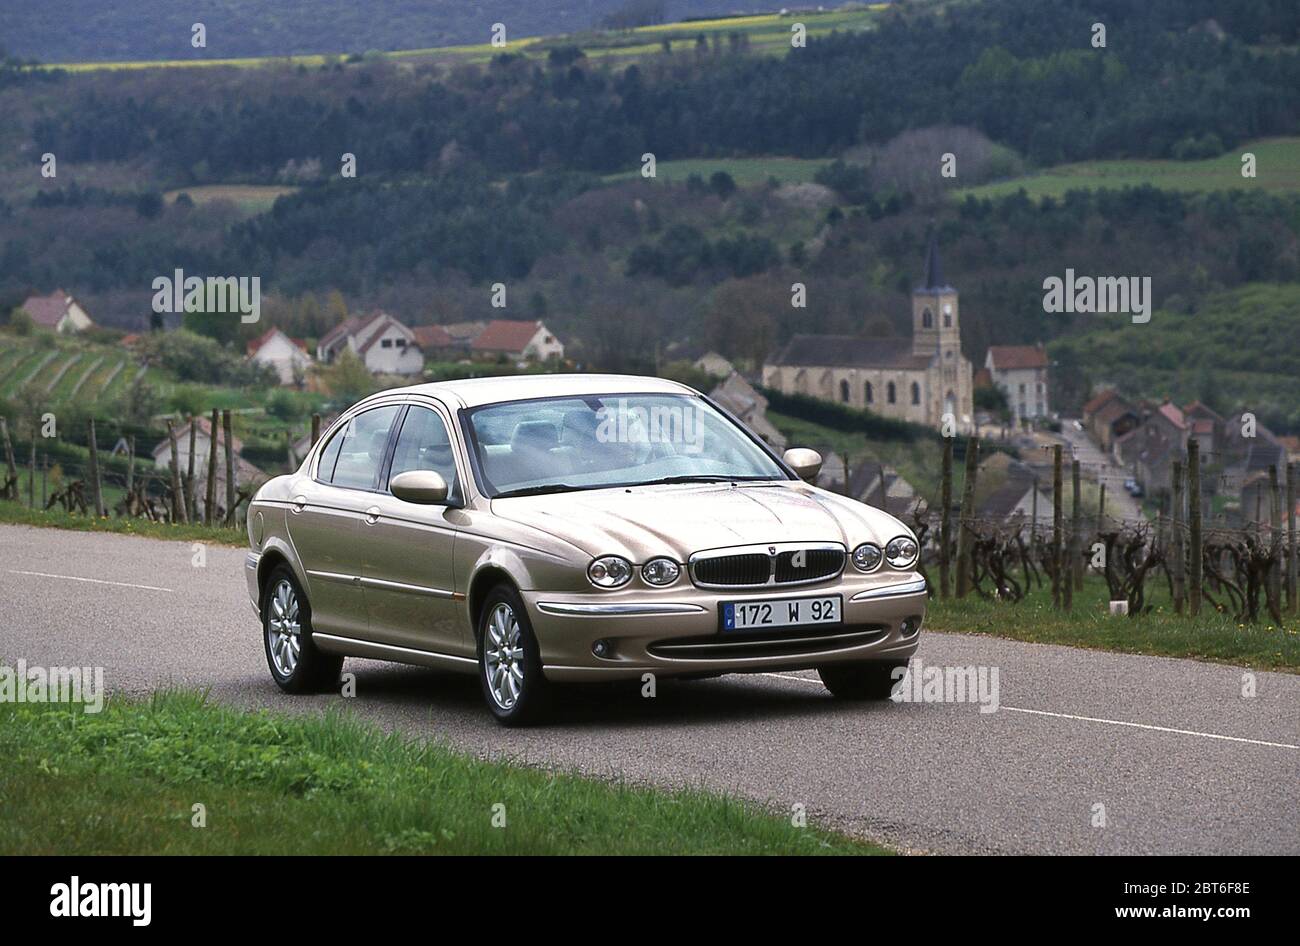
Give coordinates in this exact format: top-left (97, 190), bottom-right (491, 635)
top-left (641, 475), bottom-right (778, 485)
top-left (493, 484), bottom-right (586, 498)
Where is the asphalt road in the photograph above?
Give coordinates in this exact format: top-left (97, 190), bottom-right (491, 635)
top-left (1058, 422), bottom-right (1145, 524)
top-left (2, 524), bottom-right (1297, 855)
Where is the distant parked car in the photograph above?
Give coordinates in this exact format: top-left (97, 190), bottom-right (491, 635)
top-left (245, 374), bottom-right (927, 725)
top-left (1124, 478), bottom-right (1144, 498)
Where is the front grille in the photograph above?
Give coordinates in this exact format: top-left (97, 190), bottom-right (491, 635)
top-left (775, 548), bottom-right (844, 583)
top-left (692, 553), bottom-right (771, 587)
top-left (648, 625), bottom-right (886, 661)
top-left (690, 543), bottom-right (845, 588)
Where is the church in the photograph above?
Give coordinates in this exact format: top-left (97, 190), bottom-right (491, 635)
top-left (761, 236), bottom-right (975, 432)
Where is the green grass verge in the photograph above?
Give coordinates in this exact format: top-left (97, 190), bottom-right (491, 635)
top-left (0, 692), bottom-right (885, 855)
top-left (606, 156), bottom-right (832, 186)
top-left (956, 137), bottom-right (1300, 200)
top-left (0, 499), bottom-right (246, 546)
top-left (927, 576), bottom-right (1300, 672)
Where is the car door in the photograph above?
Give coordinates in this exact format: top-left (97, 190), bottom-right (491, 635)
top-left (360, 402), bottom-right (467, 656)
top-left (286, 404), bottom-right (402, 640)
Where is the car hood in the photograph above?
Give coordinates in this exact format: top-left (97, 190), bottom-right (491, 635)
top-left (489, 481), bottom-right (909, 561)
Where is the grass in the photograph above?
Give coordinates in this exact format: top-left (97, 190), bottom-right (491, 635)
top-left (0, 691), bottom-right (886, 855)
top-left (0, 499), bottom-right (246, 546)
top-left (606, 156), bottom-right (831, 187)
top-left (956, 137), bottom-right (1300, 200)
top-left (926, 576), bottom-right (1300, 672)
top-left (164, 184), bottom-right (299, 214)
top-left (41, 7), bottom-right (886, 72)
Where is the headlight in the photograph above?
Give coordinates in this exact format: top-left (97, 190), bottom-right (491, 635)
top-left (885, 536), bottom-right (919, 569)
top-left (642, 557), bottom-right (680, 586)
top-left (851, 542), bottom-right (882, 572)
top-left (588, 555), bottom-right (633, 588)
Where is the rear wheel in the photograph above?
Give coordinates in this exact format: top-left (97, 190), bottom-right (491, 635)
top-left (477, 584), bottom-right (550, 726)
top-left (818, 661), bottom-right (908, 701)
top-left (262, 565), bottom-right (343, 694)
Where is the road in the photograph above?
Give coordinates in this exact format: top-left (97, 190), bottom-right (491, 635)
top-left (2, 524), bottom-right (1297, 855)
top-left (1058, 422), bottom-right (1146, 524)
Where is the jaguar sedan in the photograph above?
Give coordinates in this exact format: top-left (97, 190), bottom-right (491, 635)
top-left (245, 374), bottom-right (926, 724)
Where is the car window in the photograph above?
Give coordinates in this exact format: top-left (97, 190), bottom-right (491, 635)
top-left (388, 405), bottom-right (458, 499)
top-left (326, 405), bottom-right (401, 490)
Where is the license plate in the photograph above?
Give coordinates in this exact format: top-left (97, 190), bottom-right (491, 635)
top-left (722, 595), bottom-right (842, 631)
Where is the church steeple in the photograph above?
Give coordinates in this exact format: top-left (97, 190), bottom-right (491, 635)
top-left (919, 227), bottom-right (951, 292)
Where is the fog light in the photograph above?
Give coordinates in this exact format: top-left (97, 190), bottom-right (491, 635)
top-left (899, 616), bottom-right (921, 638)
top-left (592, 639), bottom-right (611, 657)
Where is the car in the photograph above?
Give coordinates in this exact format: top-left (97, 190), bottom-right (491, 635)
top-left (1123, 477), bottom-right (1144, 498)
top-left (245, 374), bottom-right (926, 724)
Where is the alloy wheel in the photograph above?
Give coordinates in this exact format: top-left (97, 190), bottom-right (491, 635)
top-left (484, 602), bottom-right (525, 710)
top-left (267, 578), bottom-right (302, 678)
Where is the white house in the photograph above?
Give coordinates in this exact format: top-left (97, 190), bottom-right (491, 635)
top-left (247, 327), bottom-right (313, 386)
top-left (151, 416), bottom-right (263, 519)
top-left (19, 290), bottom-right (95, 334)
top-left (317, 311), bottom-right (423, 375)
top-left (470, 319), bottom-right (565, 362)
top-left (985, 345), bottom-right (1050, 424)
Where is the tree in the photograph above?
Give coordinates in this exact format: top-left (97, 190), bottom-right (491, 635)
top-left (324, 348), bottom-right (374, 402)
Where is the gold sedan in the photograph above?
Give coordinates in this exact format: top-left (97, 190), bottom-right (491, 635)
top-left (246, 374), bottom-right (925, 725)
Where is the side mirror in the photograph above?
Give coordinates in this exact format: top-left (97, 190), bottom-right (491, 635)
top-left (390, 470), bottom-right (449, 505)
top-left (783, 447), bottom-right (823, 483)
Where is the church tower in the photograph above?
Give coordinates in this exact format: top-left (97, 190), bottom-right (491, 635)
top-left (912, 232), bottom-right (970, 426)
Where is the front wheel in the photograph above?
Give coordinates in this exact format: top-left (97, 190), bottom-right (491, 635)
top-left (262, 565), bottom-right (343, 694)
top-left (477, 584), bottom-right (550, 726)
top-left (818, 660), bottom-right (909, 701)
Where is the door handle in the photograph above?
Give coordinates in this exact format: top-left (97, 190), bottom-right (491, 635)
top-left (364, 505), bottom-right (381, 524)
top-left (291, 496), bottom-right (306, 514)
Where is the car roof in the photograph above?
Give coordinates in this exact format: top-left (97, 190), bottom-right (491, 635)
top-left (362, 373), bottom-right (700, 409)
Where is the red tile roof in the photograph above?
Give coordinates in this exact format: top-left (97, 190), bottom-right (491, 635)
top-left (1157, 402), bottom-right (1187, 429)
top-left (987, 345), bottom-right (1049, 370)
top-left (1082, 388), bottom-right (1121, 415)
top-left (412, 324), bottom-right (453, 349)
top-left (20, 290), bottom-right (73, 328)
top-left (246, 327), bottom-right (308, 357)
top-left (471, 319), bottom-right (542, 353)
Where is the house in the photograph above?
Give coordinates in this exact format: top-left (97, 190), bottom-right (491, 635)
top-left (411, 324), bottom-right (456, 360)
top-left (763, 235), bottom-right (975, 432)
top-left (695, 351), bottom-right (736, 380)
top-left (442, 320), bottom-right (489, 352)
top-left (1115, 401), bottom-right (1192, 494)
top-left (316, 311), bottom-right (422, 376)
top-left (151, 416), bottom-right (263, 519)
top-left (847, 464), bottom-right (918, 517)
top-left (471, 319), bottom-right (565, 362)
top-left (708, 371), bottom-right (787, 451)
top-left (985, 345), bottom-right (1050, 424)
top-left (1081, 389), bottom-right (1139, 451)
top-left (18, 290), bottom-right (94, 334)
top-left (1181, 400), bottom-right (1223, 457)
top-left (247, 327), bottom-right (313, 386)
top-left (979, 478), bottom-right (1054, 528)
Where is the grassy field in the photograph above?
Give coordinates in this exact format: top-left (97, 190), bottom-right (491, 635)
top-left (957, 137), bottom-right (1300, 200)
top-left (606, 156), bottom-right (831, 187)
top-left (0, 691), bottom-right (885, 855)
top-left (927, 576), bottom-right (1300, 672)
top-left (0, 499), bottom-right (247, 545)
top-left (43, 7), bottom-right (886, 72)
top-left (164, 184), bottom-right (299, 214)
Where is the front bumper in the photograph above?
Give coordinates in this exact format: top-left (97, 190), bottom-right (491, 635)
top-left (526, 573), bottom-right (926, 681)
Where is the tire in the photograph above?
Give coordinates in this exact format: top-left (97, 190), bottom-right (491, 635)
top-left (818, 660), bottom-right (909, 701)
top-left (262, 565), bottom-right (343, 694)
top-left (477, 583), bottom-right (550, 726)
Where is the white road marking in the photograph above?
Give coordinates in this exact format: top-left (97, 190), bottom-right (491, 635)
top-left (7, 569), bottom-right (174, 594)
top-left (758, 671), bottom-right (1299, 750)
top-left (1001, 706), bottom-right (1299, 751)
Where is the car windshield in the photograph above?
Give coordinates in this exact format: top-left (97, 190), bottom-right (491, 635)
top-left (465, 393), bottom-right (789, 497)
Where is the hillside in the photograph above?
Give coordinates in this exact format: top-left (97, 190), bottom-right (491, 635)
top-left (0, 0), bottom-right (763, 64)
top-left (1048, 283), bottom-right (1300, 433)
